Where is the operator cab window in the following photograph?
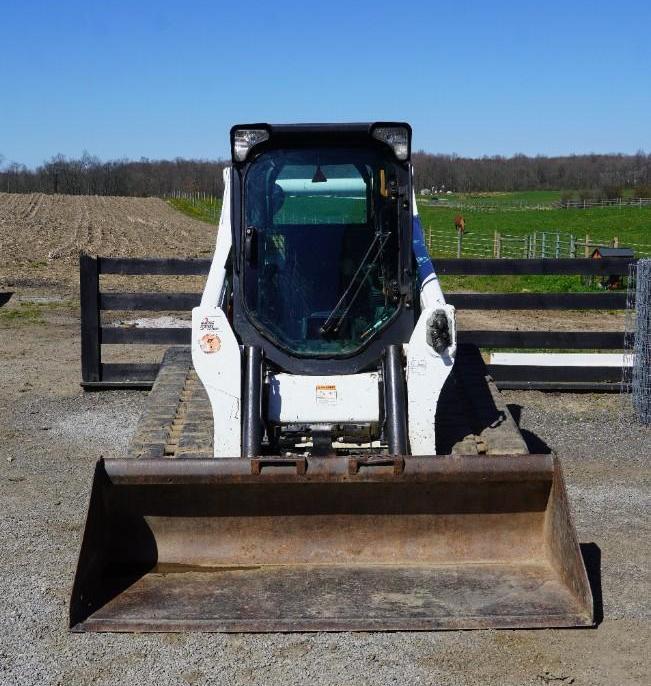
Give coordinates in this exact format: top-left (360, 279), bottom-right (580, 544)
top-left (243, 147), bottom-right (401, 356)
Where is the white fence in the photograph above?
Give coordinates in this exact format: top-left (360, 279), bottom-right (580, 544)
top-left (555, 197), bottom-right (651, 210)
top-left (425, 227), bottom-right (651, 259)
top-left (423, 197), bottom-right (651, 212)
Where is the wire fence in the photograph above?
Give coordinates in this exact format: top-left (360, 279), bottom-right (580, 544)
top-left (555, 198), bottom-right (651, 210)
top-left (165, 190), bottom-right (651, 259)
top-left (172, 189), bottom-right (651, 212)
top-left (166, 190), bottom-right (221, 222)
top-left (622, 259), bottom-right (651, 425)
top-left (425, 226), bottom-right (651, 259)
top-left (421, 197), bottom-right (651, 212)
top-left (166, 190), bottom-right (220, 203)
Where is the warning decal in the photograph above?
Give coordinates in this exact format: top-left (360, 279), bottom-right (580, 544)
top-left (316, 384), bottom-right (337, 405)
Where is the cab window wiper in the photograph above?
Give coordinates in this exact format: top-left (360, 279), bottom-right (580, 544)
top-left (320, 230), bottom-right (391, 337)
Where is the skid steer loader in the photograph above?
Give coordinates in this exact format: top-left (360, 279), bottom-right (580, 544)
top-left (70, 123), bottom-right (593, 631)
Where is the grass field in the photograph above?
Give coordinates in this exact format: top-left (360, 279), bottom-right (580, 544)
top-left (168, 193), bottom-right (651, 248)
top-left (418, 203), bottom-right (651, 249)
top-left (168, 193), bottom-right (650, 293)
top-left (168, 196), bottom-right (221, 223)
top-left (427, 190), bottom-right (565, 206)
top-left (423, 187), bottom-right (643, 206)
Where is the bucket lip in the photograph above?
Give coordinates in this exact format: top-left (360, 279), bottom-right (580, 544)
top-left (100, 453), bottom-right (555, 486)
top-left (70, 610), bottom-right (595, 633)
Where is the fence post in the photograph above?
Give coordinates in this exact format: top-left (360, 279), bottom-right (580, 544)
top-left (541, 232), bottom-right (546, 258)
top-left (523, 236), bottom-right (528, 258)
top-left (584, 233), bottom-right (591, 258)
top-left (79, 253), bottom-right (101, 384)
top-left (493, 231), bottom-right (501, 258)
top-left (555, 232), bottom-right (560, 258)
top-left (570, 234), bottom-right (576, 258)
top-left (532, 231), bottom-right (537, 258)
top-left (613, 235), bottom-right (619, 248)
top-left (456, 230), bottom-right (462, 258)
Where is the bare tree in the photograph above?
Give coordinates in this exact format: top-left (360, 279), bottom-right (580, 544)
top-left (1, 150), bottom-right (649, 197)
top-left (412, 150), bottom-right (650, 194)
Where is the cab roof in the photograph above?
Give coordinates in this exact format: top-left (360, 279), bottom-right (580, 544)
top-left (230, 122), bottom-right (412, 163)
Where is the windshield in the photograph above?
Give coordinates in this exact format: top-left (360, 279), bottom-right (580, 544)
top-left (243, 147), bottom-right (402, 356)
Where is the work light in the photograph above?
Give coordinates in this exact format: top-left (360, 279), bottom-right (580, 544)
top-left (232, 128), bottom-right (270, 162)
top-left (372, 125), bottom-right (410, 161)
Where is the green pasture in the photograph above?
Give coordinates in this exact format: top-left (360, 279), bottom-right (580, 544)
top-left (427, 190), bottom-right (564, 206)
top-left (168, 197), bottom-right (221, 223)
top-left (418, 203), bottom-right (651, 248)
top-left (168, 194), bottom-right (651, 249)
top-left (424, 188), bottom-right (641, 206)
top-left (169, 195), bottom-right (649, 293)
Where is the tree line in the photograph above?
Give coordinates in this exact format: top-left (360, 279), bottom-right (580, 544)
top-left (412, 150), bottom-right (651, 196)
top-left (1, 150), bottom-right (650, 197)
top-left (0, 153), bottom-right (226, 197)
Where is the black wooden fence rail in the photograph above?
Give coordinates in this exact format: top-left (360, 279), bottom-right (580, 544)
top-left (80, 254), bottom-right (636, 391)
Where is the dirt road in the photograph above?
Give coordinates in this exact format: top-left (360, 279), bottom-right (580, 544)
top-left (0, 303), bottom-right (649, 686)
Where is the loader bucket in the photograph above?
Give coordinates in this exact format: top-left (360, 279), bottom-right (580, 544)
top-left (70, 454), bottom-right (593, 632)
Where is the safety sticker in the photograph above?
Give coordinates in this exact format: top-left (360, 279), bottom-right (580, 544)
top-left (199, 333), bottom-right (221, 353)
top-left (316, 384), bottom-right (337, 405)
top-left (408, 357), bottom-right (427, 376)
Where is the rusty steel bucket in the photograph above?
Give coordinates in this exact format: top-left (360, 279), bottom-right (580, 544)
top-left (70, 454), bottom-right (594, 632)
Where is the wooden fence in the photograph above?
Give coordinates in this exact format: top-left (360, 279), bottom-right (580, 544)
top-left (80, 254), bottom-right (636, 392)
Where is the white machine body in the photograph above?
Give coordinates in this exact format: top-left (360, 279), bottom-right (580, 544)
top-left (406, 304), bottom-right (456, 454)
top-left (192, 167), bottom-right (456, 457)
top-left (191, 306), bottom-right (241, 456)
top-left (191, 168), bottom-right (243, 456)
top-left (406, 192), bottom-right (456, 454)
top-left (267, 372), bottom-right (380, 424)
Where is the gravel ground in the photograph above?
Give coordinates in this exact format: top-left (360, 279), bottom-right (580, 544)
top-left (0, 311), bottom-right (649, 686)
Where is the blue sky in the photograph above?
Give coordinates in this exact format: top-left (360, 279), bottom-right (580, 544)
top-left (1, 0), bottom-right (649, 167)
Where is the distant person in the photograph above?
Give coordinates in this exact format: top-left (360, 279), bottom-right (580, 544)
top-left (454, 214), bottom-right (465, 234)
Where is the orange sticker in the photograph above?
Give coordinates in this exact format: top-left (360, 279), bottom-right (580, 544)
top-left (316, 384), bottom-right (337, 404)
top-left (200, 333), bottom-right (221, 353)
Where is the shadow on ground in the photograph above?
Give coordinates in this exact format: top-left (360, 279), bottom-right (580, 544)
top-left (507, 403), bottom-right (553, 453)
top-left (581, 543), bottom-right (604, 625)
top-left (0, 292), bottom-right (14, 307)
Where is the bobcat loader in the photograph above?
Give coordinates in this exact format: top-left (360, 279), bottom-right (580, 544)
top-left (70, 123), bottom-right (593, 631)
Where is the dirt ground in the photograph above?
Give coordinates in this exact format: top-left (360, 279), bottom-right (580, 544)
top-left (0, 193), bottom-right (216, 297)
top-left (0, 194), bottom-right (648, 684)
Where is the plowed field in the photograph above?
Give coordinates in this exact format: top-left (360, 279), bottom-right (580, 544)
top-left (0, 191), bottom-right (626, 333)
top-left (0, 193), bottom-right (215, 294)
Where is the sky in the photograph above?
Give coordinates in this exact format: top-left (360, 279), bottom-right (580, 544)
top-left (0, 0), bottom-right (649, 167)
